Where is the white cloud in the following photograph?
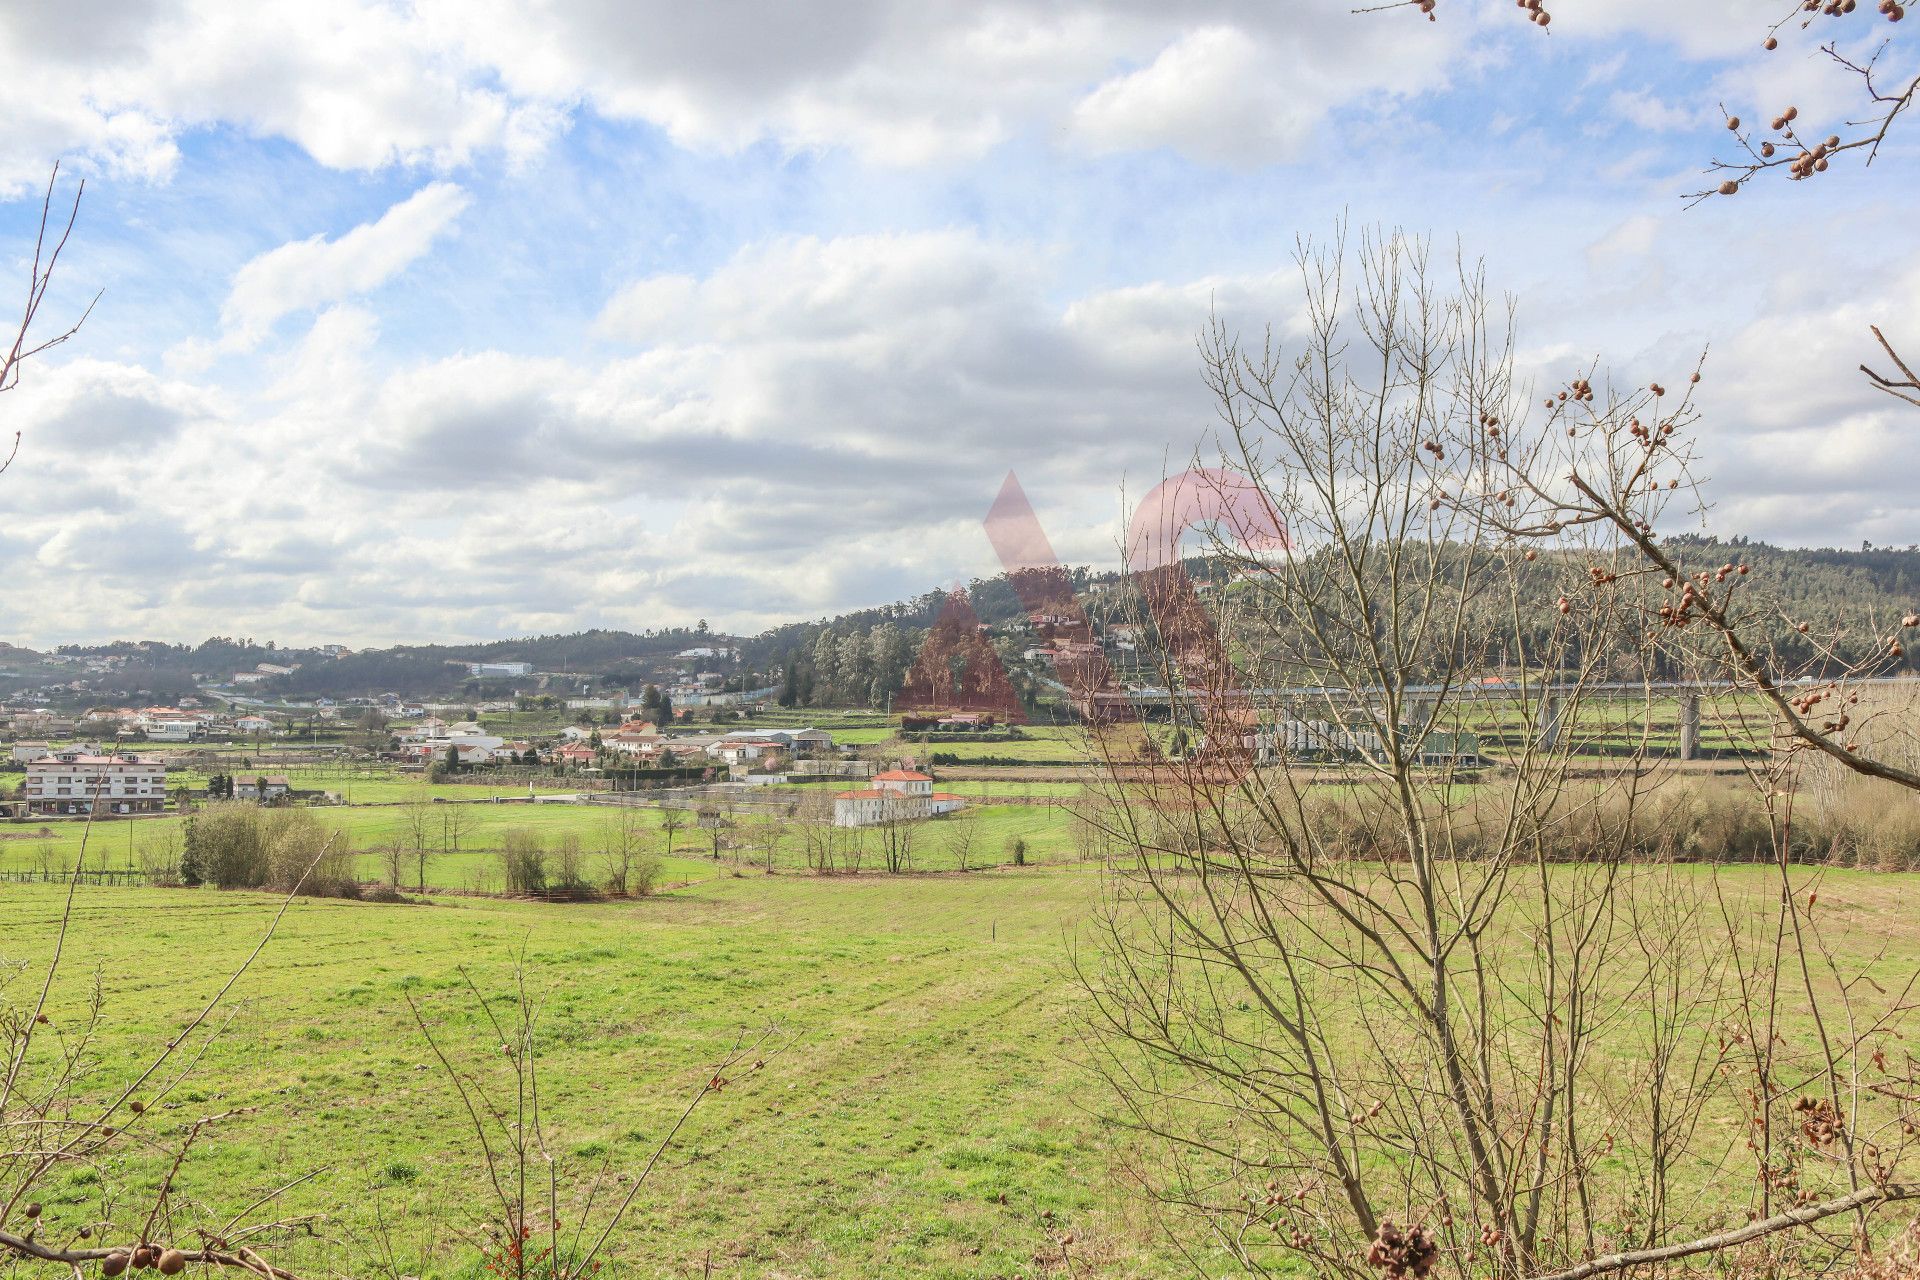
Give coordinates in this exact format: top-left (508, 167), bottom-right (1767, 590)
top-left (2, 230), bottom-right (1294, 644)
top-left (6, 217), bottom-right (1920, 647)
top-left (1069, 19), bottom-right (1461, 166)
top-left (0, 0), bottom-right (1491, 183)
top-left (177, 182), bottom-right (469, 361)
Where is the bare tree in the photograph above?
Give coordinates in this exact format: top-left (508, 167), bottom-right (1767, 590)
top-left (659, 806), bottom-right (685, 862)
top-left (1079, 232), bottom-right (1920, 1280)
top-left (942, 810), bottom-right (980, 872)
top-left (875, 794), bottom-right (915, 873)
top-left (0, 164), bottom-right (96, 433)
top-left (401, 799), bottom-right (434, 893)
top-left (597, 803), bottom-right (647, 895)
top-left (4, 825), bottom-right (339, 1279)
top-left (380, 838), bottom-right (407, 889)
top-left (1374, 2), bottom-right (1920, 411)
top-left (406, 966), bottom-right (778, 1280)
top-left (441, 802), bottom-right (472, 871)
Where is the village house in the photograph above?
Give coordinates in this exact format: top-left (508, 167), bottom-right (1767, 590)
top-left (714, 739), bottom-right (781, 766)
top-left (231, 775), bottom-right (292, 802)
top-left (832, 770), bottom-right (966, 827)
top-left (872, 769), bottom-right (934, 798)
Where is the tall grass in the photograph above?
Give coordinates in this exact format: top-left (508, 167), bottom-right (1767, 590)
top-left (1286, 774), bottom-right (1920, 868)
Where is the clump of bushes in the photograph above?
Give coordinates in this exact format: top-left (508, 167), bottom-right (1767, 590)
top-left (498, 829), bottom-right (600, 898)
top-left (179, 804), bottom-right (357, 895)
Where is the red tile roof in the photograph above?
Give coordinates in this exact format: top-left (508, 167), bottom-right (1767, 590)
top-left (873, 769), bottom-right (931, 781)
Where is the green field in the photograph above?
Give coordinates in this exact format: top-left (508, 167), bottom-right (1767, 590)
top-left (5, 856), bottom-right (1920, 1277)
top-left (0, 793), bottom-right (1093, 887)
top-left (0, 871), bottom-right (1153, 1279)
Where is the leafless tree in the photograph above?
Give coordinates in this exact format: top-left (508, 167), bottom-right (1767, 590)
top-left (441, 802), bottom-right (472, 869)
top-left (657, 805), bottom-right (685, 862)
top-left (942, 810), bottom-right (981, 872)
top-left (4, 823), bottom-right (339, 1279)
top-left (1372, 1), bottom-right (1920, 412)
top-left (597, 803), bottom-right (651, 895)
top-left (1078, 231), bottom-right (1920, 1280)
top-left (380, 838), bottom-right (407, 889)
top-left (401, 798), bottom-right (434, 893)
top-left (875, 795), bottom-right (915, 873)
top-left (0, 165), bottom-right (96, 458)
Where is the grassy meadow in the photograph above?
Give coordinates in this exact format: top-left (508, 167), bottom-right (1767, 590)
top-left (0, 870), bottom-right (1159, 1279)
top-left (0, 791), bottom-right (1095, 888)
top-left (5, 862), bottom-right (1920, 1278)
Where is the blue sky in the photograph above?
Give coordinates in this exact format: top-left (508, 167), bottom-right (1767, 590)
top-left (1, 0), bottom-right (1916, 647)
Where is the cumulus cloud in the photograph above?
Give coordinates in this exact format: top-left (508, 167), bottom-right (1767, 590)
top-left (0, 0), bottom-right (1492, 183)
top-left (178, 182), bottom-right (469, 359)
top-left (2, 1), bottom-right (1916, 648)
top-left (1, 229), bottom-right (1301, 644)
top-left (6, 213), bottom-right (1920, 647)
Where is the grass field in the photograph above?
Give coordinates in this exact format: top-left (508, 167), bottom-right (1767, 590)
top-left (0, 871), bottom-right (1156, 1279)
top-left (5, 856), bottom-right (1920, 1278)
top-left (0, 795), bottom-right (1093, 887)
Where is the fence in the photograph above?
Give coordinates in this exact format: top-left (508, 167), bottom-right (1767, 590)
top-left (0, 867), bottom-right (152, 886)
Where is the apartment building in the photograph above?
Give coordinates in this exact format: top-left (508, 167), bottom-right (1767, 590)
top-left (23, 751), bottom-right (169, 816)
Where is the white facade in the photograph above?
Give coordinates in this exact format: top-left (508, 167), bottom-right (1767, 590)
top-left (832, 772), bottom-right (965, 827)
top-left (24, 752), bottom-right (168, 815)
top-left (466, 661), bottom-right (533, 678)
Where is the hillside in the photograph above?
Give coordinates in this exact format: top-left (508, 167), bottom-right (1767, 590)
top-left (9, 539), bottom-right (1919, 705)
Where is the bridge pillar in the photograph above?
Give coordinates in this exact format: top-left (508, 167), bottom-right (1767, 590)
top-left (1537, 692), bottom-right (1562, 752)
top-left (1678, 692), bottom-right (1700, 762)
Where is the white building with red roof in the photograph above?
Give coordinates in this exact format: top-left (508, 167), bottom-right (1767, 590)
top-left (833, 770), bottom-right (965, 827)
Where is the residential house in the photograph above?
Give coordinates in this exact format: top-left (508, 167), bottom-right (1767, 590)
top-left (605, 732), bottom-right (666, 756)
top-left (231, 775), bottom-right (292, 802)
top-left (872, 769), bottom-right (934, 798)
top-left (714, 739), bottom-right (781, 766)
top-left (832, 771), bottom-right (966, 826)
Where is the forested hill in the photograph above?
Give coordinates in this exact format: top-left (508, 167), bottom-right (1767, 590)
top-left (9, 539), bottom-right (1920, 701)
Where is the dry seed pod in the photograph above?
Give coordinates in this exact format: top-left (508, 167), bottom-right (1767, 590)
top-left (102, 1252), bottom-right (131, 1278)
top-left (157, 1250), bottom-right (187, 1276)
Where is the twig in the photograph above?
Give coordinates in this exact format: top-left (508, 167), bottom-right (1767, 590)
top-left (1527, 1183), bottom-right (1920, 1280)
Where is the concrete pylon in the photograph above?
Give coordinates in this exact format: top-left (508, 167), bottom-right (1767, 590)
top-left (1537, 691), bottom-right (1562, 752)
top-left (1678, 692), bottom-right (1700, 762)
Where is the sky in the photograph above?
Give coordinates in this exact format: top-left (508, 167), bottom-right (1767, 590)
top-left (1, 0), bottom-right (1916, 649)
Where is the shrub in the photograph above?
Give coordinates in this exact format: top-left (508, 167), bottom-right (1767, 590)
top-left (631, 850), bottom-right (663, 897)
top-left (183, 804), bottom-right (355, 894)
top-left (500, 828), bottom-right (548, 895)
